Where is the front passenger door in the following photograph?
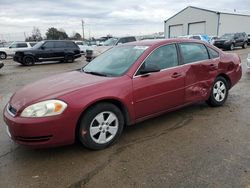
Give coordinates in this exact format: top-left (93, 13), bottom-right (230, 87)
top-left (133, 44), bottom-right (185, 119)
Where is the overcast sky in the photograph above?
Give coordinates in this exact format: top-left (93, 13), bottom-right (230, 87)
top-left (0, 0), bottom-right (250, 41)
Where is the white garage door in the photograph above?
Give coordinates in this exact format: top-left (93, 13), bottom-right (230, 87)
top-left (169, 25), bottom-right (183, 38)
top-left (188, 22), bottom-right (206, 35)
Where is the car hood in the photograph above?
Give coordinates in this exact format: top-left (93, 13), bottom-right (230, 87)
top-left (0, 47), bottom-right (8, 51)
top-left (9, 71), bottom-right (113, 111)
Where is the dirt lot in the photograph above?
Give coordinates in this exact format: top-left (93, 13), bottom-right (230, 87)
top-left (0, 49), bottom-right (250, 188)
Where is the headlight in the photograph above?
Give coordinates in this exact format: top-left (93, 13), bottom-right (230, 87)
top-left (21, 100), bottom-right (67, 117)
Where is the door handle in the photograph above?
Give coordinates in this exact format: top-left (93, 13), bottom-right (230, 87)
top-left (171, 72), bottom-right (182, 78)
top-left (209, 64), bottom-right (218, 70)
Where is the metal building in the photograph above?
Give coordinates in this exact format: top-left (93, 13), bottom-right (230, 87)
top-left (164, 6), bottom-right (250, 38)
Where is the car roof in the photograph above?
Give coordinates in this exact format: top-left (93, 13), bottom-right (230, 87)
top-left (123, 38), bottom-right (207, 46)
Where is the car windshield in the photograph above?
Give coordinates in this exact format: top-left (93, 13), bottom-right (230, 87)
top-left (103, 38), bottom-right (118, 46)
top-left (220, 34), bottom-right (234, 40)
top-left (83, 45), bottom-right (148, 77)
top-left (32, 41), bottom-right (45, 49)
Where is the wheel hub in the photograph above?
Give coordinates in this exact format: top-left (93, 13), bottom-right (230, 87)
top-left (90, 111), bottom-right (118, 144)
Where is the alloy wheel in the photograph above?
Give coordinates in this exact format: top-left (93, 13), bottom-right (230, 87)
top-left (213, 81), bottom-right (226, 102)
top-left (89, 111), bottom-right (119, 144)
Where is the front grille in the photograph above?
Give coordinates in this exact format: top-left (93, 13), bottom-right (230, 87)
top-left (7, 104), bottom-right (17, 116)
top-left (15, 135), bottom-right (52, 143)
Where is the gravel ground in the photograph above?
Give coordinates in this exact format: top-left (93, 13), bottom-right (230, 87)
top-left (0, 49), bottom-right (250, 188)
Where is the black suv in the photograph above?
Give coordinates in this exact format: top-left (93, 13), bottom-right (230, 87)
top-left (14, 40), bottom-right (81, 65)
top-left (214, 32), bottom-right (248, 50)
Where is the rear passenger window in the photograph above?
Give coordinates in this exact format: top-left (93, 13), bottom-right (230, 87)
top-left (117, 38), bottom-right (126, 44)
top-left (191, 36), bottom-right (201, 40)
top-left (17, 43), bottom-right (28, 48)
top-left (179, 43), bottom-right (209, 64)
top-left (207, 47), bottom-right (219, 59)
top-left (142, 44), bottom-right (178, 70)
top-left (127, 37), bottom-right (136, 42)
top-left (66, 42), bottom-right (77, 48)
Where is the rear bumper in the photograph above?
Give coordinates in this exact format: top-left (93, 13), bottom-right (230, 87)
top-left (228, 64), bottom-right (242, 88)
top-left (74, 54), bottom-right (81, 59)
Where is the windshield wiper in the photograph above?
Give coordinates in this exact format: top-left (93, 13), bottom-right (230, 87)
top-left (83, 70), bottom-right (108, 77)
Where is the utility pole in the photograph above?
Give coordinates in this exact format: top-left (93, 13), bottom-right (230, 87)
top-left (81, 20), bottom-right (85, 41)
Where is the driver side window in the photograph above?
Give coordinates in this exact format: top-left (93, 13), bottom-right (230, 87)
top-left (136, 44), bottom-right (179, 75)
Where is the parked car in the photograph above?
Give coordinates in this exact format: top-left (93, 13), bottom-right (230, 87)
top-left (178, 35), bottom-right (210, 43)
top-left (248, 34), bottom-right (250, 44)
top-left (247, 53), bottom-right (250, 69)
top-left (85, 36), bottom-right (136, 62)
top-left (4, 39), bottom-right (242, 149)
top-left (74, 40), bottom-right (89, 55)
top-left (0, 41), bottom-right (37, 59)
top-left (13, 40), bottom-right (81, 66)
top-left (213, 32), bottom-right (248, 50)
top-left (209, 36), bottom-right (219, 45)
top-left (0, 61), bottom-right (4, 69)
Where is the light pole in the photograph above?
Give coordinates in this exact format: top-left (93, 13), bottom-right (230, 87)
top-left (82, 20), bottom-right (85, 41)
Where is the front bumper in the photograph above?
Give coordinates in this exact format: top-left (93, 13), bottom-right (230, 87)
top-left (13, 55), bottom-right (23, 63)
top-left (214, 43), bottom-right (231, 49)
top-left (3, 105), bottom-right (77, 148)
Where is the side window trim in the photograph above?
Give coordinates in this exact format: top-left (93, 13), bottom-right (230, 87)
top-left (134, 43), bottom-right (180, 77)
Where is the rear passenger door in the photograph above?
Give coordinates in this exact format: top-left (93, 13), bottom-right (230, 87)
top-left (178, 43), bottom-right (217, 103)
top-left (54, 41), bottom-right (67, 58)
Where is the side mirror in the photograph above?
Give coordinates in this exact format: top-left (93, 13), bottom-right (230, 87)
top-left (9, 46), bottom-right (12, 49)
top-left (140, 64), bottom-right (160, 75)
top-left (41, 46), bottom-right (45, 50)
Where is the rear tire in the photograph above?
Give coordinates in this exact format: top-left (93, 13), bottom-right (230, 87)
top-left (0, 52), bottom-right (7, 60)
top-left (206, 76), bottom-right (229, 107)
top-left (23, 56), bottom-right (35, 66)
top-left (65, 54), bottom-right (74, 63)
top-left (78, 103), bottom-right (124, 150)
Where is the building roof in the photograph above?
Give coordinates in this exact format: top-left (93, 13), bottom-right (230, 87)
top-left (164, 6), bottom-right (250, 22)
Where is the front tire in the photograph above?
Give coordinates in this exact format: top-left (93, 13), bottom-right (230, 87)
top-left (206, 76), bottom-right (229, 107)
top-left (23, 56), bottom-right (35, 66)
top-left (78, 103), bottom-right (124, 150)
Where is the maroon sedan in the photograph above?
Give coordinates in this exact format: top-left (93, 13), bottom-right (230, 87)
top-left (3, 39), bottom-right (242, 150)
